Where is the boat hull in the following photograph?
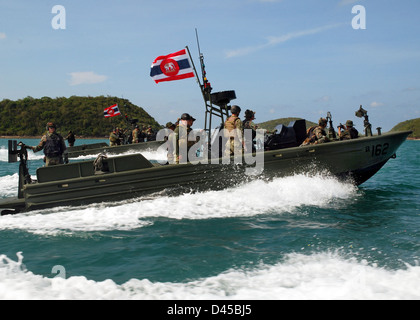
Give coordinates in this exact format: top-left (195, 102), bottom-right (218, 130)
top-left (0, 131), bottom-right (411, 214)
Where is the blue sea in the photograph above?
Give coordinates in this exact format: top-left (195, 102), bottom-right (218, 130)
top-left (0, 138), bottom-right (419, 301)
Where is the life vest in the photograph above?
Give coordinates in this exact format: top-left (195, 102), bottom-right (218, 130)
top-left (109, 132), bottom-right (118, 143)
top-left (225, 115), bottom-right (240, 131)
top-left (44, 133), bottom-right (64, 158)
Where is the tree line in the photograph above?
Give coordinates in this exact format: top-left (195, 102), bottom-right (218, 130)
top-left (0, 96), bottom-right (161, 137)
top-left (390, 118), bottom-right (420, 139)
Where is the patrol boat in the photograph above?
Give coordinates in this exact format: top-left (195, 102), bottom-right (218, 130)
top-left (0, 104), bottom-right (411, 216)
top-left (0, 46), bottom-right (412, 215)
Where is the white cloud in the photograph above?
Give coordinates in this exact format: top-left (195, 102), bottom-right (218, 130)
top-left (370, 101), bottom-right (384, 108)
top-left (315, 95), bottom-right (332, 103)
top-left (68, 71), bottom-right (108, 86)
top-left (225, 24), bottom-right (342, 58)
top-left (0, 32), bottom-right (6, 40)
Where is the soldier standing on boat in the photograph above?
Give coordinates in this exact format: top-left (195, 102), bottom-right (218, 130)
top-left (109, 128), bottom-right (120, 146)
top-left (132, 125), bottom-right (141, 143)
top-left (65, 131), bottom-right (76, 147)
top-left (224, 105), bottom-right (244, 156)
top-left (30, 122), bottom-right (67, 166)
top-left (172, 113), bottom-right (196, 164)
top-left (243, 109), bottom-right (258, 153)
top-left (338, 120), bottom-right (359, 140)
top-left (166, 122), bottom-right (176, 131)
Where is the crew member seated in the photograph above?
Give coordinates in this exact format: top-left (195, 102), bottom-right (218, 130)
top-left (338, 120), bottom-right (359, 140)
top-left (301, 118), bottom-right (330, 146)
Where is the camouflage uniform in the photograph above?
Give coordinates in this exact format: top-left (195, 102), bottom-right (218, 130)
top-left (169, 114), bottom-right (196, 164)
top-left (243, 110), bottom-right (258, 153)
top-left (312, 126), bottom-right (330, 144)
top-left (109, 130), bottom-right (119, 146)
top-left (339, 120), bottom-right (359, 140)
top-left (132, 127), bottom-right (140, 143)
top-left (224, 114), bottom-right (244, 157)
top-left (65, 131), bottom-right (76, 147)
top-left (32, 131), bottom-right (67, 166)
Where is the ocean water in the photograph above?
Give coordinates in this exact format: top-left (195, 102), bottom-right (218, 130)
top-left (0, 138), bottom-right (419, 301)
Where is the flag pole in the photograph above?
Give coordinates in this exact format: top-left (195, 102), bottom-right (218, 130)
top-left (185, 45), bottom-right (204, 98)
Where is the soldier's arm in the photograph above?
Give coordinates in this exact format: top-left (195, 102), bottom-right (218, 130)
top-left (32, 136), bottom-right (46, 152)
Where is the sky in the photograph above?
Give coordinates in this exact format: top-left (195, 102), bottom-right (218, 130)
top-left (1, 0), bottom-right (419, 131)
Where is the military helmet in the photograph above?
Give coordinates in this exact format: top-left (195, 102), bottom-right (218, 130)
top-left (166, 122), bottom-right (174, 128)
top-left (346, 120), bottom-right (354, 127)
top-left (230, 105), bottom-right (241, 115)
top-left (244, 109), bottom-right (255, 119)
top-left (318, 118), bottom-right (327, 126)
top-left (46, 122), bottom-right (56, 130)
top-left (181, 113), bottom-right (196, 121)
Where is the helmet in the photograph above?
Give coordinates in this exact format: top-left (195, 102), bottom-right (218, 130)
top-left (318, 118), bottom-right (327, 126)
top-left (46, 122), bottom-right (56, 130)
top-left (230, 105), bottom-right (241, 115)
top-left (181, 113), bottom-right (196, 121)
top-left (244, 109), bottom-right (255, 119)
top-left (346, 120), bottom-right (354, 127)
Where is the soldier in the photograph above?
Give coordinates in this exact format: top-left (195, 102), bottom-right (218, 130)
top-left (338, 120), bottom-right (359, 140)
top-left (224, 105), bottom-right (243, 157)
top-left (301, 118), bottom-right (330, 146)
top-left (243, 109), bottom-right (258, 153)
top-left (172, 113), bottom-right (196, 164)
top-left (30, 122), bottom-right (67, 166)
top-left (312, 118), bottom-right (330, 144)
top-left (132, 125), bottom-right (141, 143)
top-left (166, 122), bottom-right (176, 131)
top-left (109, 128), bottom-right (120, 146)
top-left (65, 131), bottom-right (76, 147)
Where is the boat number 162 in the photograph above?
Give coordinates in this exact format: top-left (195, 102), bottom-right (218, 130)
top-left (366, 143), bottom-right (389, 157)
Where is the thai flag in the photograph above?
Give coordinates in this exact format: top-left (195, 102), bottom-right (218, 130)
top-left (104, 104), bottom-right (121, 118)
top-left (150, 49), bottom-right (195, 83)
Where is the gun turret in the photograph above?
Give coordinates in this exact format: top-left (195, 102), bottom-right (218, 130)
top-left (355, 105), bottom-right (372, 136)
top-left (8, 140), bottom-right (32, 198)
top-left (326, 111), bottom-right (337, 139)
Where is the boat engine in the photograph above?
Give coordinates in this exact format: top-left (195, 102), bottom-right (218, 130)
top-left (264, 119), bottom-right (307, 151)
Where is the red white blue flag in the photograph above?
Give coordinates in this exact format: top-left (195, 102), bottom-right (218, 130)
top-left (150, 49), bottom-right (195, 83)
top-left (104, 104), bottom-right (121, 117)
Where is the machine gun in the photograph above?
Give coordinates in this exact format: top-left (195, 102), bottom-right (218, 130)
top-left (8, 140), bottom-right (33, 198)
top-left (355, 105), bottom-right (372, 136)
top-left (326, 112), bottom-right (337, 139)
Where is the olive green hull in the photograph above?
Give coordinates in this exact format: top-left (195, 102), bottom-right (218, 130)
top-left (0, 131), bottom-right (411, 214)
